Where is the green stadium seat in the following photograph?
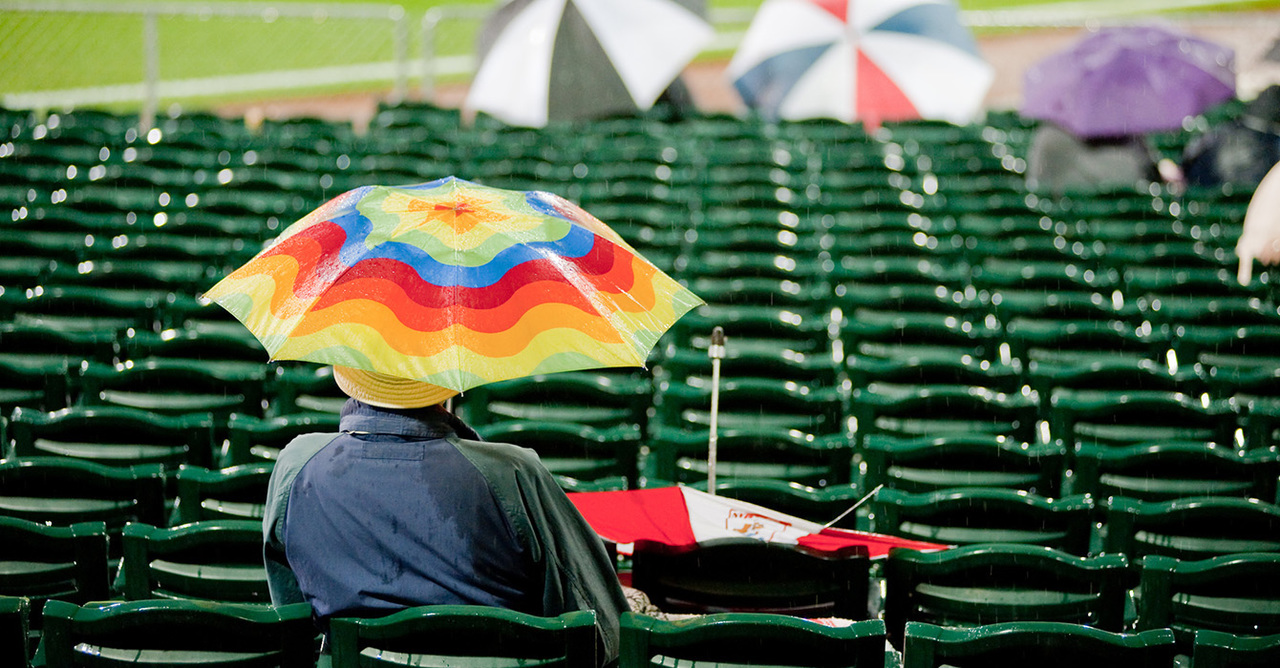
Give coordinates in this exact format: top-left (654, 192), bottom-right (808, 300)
top-left (38, 598), bottom-right (316, 667)
top-left (1192, 630), bottom-right (1280, 668)
top-left (884, 545), bottom-right (1133, 644)
top-left (220, 412), bottom-right (341, 467)
top-left (842, 309), bottom-right (1002, 364)
top-left (850, 383), bottom-right (1040, 447)
top-left (458, 371), bottom-right (651, 431)
top-left (870, 488), bottom-right (1096, 555)
top-left (118, 520), bottom-right (268, 604)
top-left (0, 457), bottom-right (166, 552)
top-left (7, 405), bottom-right (216, 470)
top-left (1137, 553), bottom-right (1280, 649)
top-left (620, 613), bottom-right (890, 668)
top-left (0, 517), bottom-right (109, 633)
top-left (1002, 317), bottom-right (1168, 367)
top-left (861, 434), bottom-right (1066, 497)
top-left (1104, 496), bottom-right (1280, 560)
top-left (901, 621), bottom-right (1176, 668)
top-left (329, 605), bottom-right (598, 668)
top-left (631, 538), bottom-right (870, 619)
top-left (266, 364), bottom-right (348, 416)
top-left (475, 421), bottom-right (641, 484)
top-left (645, 424), bottom-right (854, 488)
top-left (1068, 443), bottom-right (1280, 502)
top-left (0, 356), bottom-right (70, 415)
top-left (74, 359), bottom-right (268, 420)
top-left (1049, 388), bottom-right (1238, 450)
top-left (172, 464), bottom-right (270, 524)
top-left (0, 595), bottom-right (29, 668)
top-left (846, 354), bottom-right (1022, 393)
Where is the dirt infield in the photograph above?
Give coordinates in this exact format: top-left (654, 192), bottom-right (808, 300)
top-left (216, 11), bottom-right (1280, 130)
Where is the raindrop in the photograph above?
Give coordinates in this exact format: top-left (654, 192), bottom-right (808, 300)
top-left (217, 168), bottom-right (234, 184)
top-left (243, 150), bottom-right (258, 165)
top-left (123, 147), bottom-right (138, 163)
top-left (65, 165), bottom-right (77, 179)
top-left (146, 128), bottom-right (162, 144)
top-left (153, 212), bottom-right (168, 227)
top-left (185, 193), bottom-right (199, 207)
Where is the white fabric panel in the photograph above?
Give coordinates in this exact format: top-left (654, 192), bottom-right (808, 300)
top-left (573, 0), bottom-right (714, 107)
top-left (464, 0), bottom-right (566, 127)
top-left (727, 0), bottom-right (845, 78)
top-left (777, 39), bottom-right (857, 121)
top-left (860, 30), bottom-right (994, 123)
top-left (681, 487), bottom-right (823, 545)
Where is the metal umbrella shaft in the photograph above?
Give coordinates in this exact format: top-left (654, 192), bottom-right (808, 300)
top-left (707, 326), bottom-right (725, 495)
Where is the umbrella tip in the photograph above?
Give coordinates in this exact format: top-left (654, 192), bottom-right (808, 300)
top-left (709, 326), bottom-right (725, 360)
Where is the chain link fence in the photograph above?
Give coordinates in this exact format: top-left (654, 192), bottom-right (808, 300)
top-left (0, 1), bottom-right (754, 128)
top-left (2, 0), bottom-right (1270, 130)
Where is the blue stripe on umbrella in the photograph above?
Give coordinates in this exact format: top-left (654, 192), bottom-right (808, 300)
top-left (872, 3), bottom-right (982, 59)
top-left (331, 209), bottom-right (598, 289)
top-left (733, 43), bottom-right (835, 120)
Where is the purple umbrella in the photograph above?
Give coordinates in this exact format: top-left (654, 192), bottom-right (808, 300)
top-left (1021, 23), bottom-right (1236, 138)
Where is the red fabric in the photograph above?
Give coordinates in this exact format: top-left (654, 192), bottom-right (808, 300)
top-left (811, 0), bottom-right (849, 22)
top-left (798, 527), bottom-right (947, 559)
top-left (569, 488), bottom-right (950, 557)
top-left (856, 50), bottom-right (919, 127)
top-left (568, 487), bottom-right (697, 547)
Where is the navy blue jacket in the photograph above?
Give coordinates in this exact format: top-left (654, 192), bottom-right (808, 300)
top-left (264, 400), bottom-right (628, 663)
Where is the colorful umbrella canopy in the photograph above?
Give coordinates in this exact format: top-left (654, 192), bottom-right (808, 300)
top-left (569, 486), bottom-right (949, 558)
top-left (1022, 23), bottom-right (1236, 139)
top-left (464, 0), bottom-right (714, 127)
top-left (726, 0), bottom-right (994, 126)
top-left (203, 177), bottom-right (703, 391)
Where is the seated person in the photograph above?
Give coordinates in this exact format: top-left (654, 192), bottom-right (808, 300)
top-left (1183, 85), bottom-right (1280, 188)
top-left (264, 366), bottom-right (630, 665)
top-left (1025, 122), bottom-right (1164, 194)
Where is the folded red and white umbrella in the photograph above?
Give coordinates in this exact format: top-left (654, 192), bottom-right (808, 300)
top-left (568, 486), bottom-right (949, 558)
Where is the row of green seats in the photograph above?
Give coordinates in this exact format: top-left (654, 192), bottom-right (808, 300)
top-left (5, 510), bottom-right (1278, 663)
top-left (5, 583), bottom-right (1277, 667)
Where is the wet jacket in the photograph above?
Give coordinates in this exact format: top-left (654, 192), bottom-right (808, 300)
top-left (263, 399), bottom-right (629, 664)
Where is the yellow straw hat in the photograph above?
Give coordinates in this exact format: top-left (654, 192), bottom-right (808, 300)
top-left (332, 366), bottom-right (460, 409)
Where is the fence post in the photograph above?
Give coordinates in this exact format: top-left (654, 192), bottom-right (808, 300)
top-left (420, 8), bottom-right (441, 103)
top-left (141, 8), bottom-right (159, 132)
top-left (390, 4), bottom-right (408, 105)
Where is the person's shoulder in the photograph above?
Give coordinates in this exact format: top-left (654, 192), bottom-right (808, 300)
top-left (275, 432), bottom-right (342, 472)
top-left (449, 436), bottom-right (542, 467)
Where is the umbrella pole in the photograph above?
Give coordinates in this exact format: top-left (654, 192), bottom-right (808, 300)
top-left (707, 326), bottom-right (725, 495)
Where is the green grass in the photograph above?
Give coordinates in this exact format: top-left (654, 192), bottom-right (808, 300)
top-left (0, 0), bottom-right (1274, 111)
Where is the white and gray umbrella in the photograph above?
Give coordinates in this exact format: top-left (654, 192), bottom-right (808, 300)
top-left (464, 0), bottom-right (714, 127)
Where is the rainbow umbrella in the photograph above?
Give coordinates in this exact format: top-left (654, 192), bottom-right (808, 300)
top-left (202, 177), bottom-right (703, 391)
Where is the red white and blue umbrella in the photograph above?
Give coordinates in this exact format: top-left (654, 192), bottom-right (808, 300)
top-left (726, 0), bottom-right (994, 126)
